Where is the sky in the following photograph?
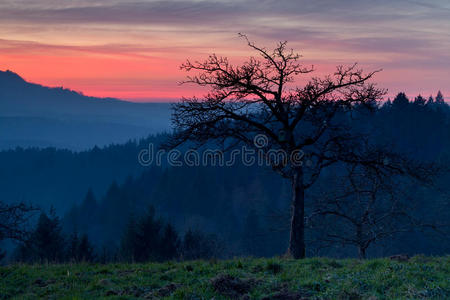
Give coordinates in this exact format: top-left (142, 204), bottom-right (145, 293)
top-left (0, 0), bottom-right (449, 102)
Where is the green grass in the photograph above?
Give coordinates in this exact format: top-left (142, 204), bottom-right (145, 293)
top-left (1, 256), bottom-right (449, 299)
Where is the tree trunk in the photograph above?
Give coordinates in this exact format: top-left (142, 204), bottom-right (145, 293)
top-left (356, 225), bottom-right (366, 259)
top-left (358, 246), bottom-right (366, 259)
top-left (288, 167), bottom-right (306, 259)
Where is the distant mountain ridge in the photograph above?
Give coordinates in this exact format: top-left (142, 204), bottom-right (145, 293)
top-left (0, 69), bottom-right (118, 97)
top-left (0, 70), bottom-right (172, 150)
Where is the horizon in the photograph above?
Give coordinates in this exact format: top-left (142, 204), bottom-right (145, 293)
top-left (0, 68), bottom-right (447, 104)
top-left (0, 1), bottom-right (449, 102)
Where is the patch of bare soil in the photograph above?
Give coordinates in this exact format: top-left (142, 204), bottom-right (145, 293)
top-left (142, 283), bottom-right (181, 299)
top-left (211, 274), bottom-right (258, 299)
top-left (261, 289), bottom-right (308, 300)
top-left (389, 254), bottom-right (410, 262)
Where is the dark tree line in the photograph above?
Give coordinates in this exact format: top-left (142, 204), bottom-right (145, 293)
top-left (61, 163), bottom-right (288, 260)
top-left (13, 209), bottom-right (96, 263)
top-left (12, 205), bottom-right (221, 263)
top-left (58, 91), bottom-right (450, 259)
top-left (119, 207), bottom-right (181, 262)
top-left (1, 89), bottom-right (449, 261)
top-left (67, 230), bottom-right (96, 263)
top-left (0, 136), bottom-right (166, 214)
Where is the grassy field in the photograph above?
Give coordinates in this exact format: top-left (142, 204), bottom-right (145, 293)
top-left (1, 256), bottom-right (449, 299)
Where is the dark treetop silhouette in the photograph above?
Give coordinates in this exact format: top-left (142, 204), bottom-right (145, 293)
top-left (164, 35), bottom-right (430, 259)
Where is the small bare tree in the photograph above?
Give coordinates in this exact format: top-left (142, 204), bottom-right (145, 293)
top-left (165, 35), bottom-right (401, 258)
top-left (0, 201), bottom-right (37, 259)
top-left (308, 162), bottom-right (439, 259)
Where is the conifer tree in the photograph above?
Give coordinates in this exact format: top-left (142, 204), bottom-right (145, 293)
top-left (30, 211), bottom-right (65, 262)
top-left (78, 234), bottom-right (95, 262)
top-left (135, 206), bottom-right (162, 261)
top-left (67, 229), bottom-right (80, 262)
top-left (160, 223), bottom-right (180, 260)
top-left (414, 94), bottom-right (426, 106)
top-left (436, 91), bottom-right (445, 104)
top-left (120, 215), bottom-right (138, 262)
top-left (392, 92), bottom-right (410, 108)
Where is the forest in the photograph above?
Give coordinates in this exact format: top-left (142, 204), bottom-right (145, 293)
top-left (1, 92), bottom-right (449, 263)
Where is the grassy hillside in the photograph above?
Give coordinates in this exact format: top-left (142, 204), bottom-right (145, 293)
top-left (1, 256), bottom-right (449, 299)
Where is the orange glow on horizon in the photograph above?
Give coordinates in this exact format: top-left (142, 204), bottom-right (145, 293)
top-left (0, 1), bottom-right (449, 102)
top-left (0, 37), bottom-right (448, 102)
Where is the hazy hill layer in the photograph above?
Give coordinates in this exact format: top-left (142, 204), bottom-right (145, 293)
top-left (0, 70), bottom-right (172, 150)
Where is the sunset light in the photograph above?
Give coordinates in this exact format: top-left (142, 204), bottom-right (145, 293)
top-left (1, 1), bottom-right (449, 101)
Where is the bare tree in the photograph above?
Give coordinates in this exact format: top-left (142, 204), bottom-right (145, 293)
top-left (0, 202), bottom-right (36, 241)
top-left (308, 162), bottom-right (443, 258)
top-left (165, 35), bottom-right (395, 258)
top-left (0, 201), bottom-right (37, 259)
top-left (309, 165), bottom-right (407, 258)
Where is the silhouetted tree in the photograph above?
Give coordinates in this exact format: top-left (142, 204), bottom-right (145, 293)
top-left (0, 201), bottom-right (37, 259)
top-left (18, 210), bottom-right (65, 262)
top-left (414, 94), bottom-right (426, 106)
top-left (80, 188), bottom-right (98, 226)
top-left (77, 234), bottom-right (95, 262)
top-left (165, 35), bottom-right (393, 258)
top-left (381, 98), bottom-right (392, 110)
top-left (392, 92), bottom-right (409, 108)
top-left (66, 231), bottom-right (95, 262)
top-left (241, 209), bottom-right (265, 256)
top-left (67, 229), bottom-right (80, 261)
top-left (135, 206), bottom-right (162, 261)
top-left (309, 159), bottom-right (439, 259)
top-left (120, 215), bottom-right (138, 262)
top-left (160, 223), bottom-right (180, 260)
top-left (181, 229), bottom-right (221, 260)
top-left (436, 90), bottom-right (445, 104)
top-left (119, 207), bottom-right (180, 262)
